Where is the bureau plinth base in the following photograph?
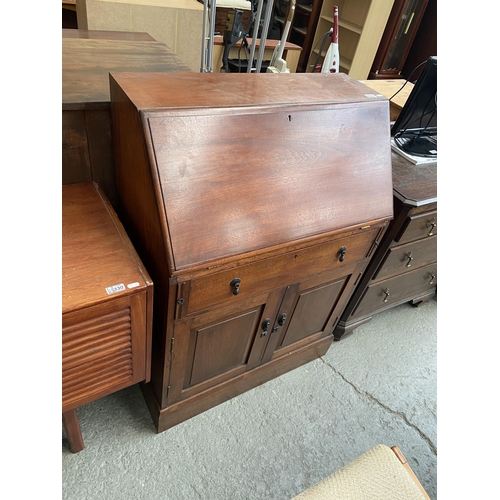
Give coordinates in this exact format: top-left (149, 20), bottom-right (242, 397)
top-left (142, 335), bottom-right (333, 433)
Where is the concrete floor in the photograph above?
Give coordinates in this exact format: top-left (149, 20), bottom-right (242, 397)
top-left (62, 297), bottom-right (437, 500)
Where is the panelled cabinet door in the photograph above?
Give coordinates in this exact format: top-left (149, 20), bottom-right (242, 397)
top-left (262, 268), bottom-right (360, 364)
top-left (166, 289), bottom-right (285, 404)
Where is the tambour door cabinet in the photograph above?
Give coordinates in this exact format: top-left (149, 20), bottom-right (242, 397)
top-left (109, 72), bottom-right (394, 433)
top-left (334, 154), bottom-right (437, 339)
top-left (62, 182), bottom-right (153, 452)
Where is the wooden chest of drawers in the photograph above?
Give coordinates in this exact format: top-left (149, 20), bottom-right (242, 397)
top-left (334, 154), bottom-right (437, 339)
top-left (62, 182), bottom-right (153, 451)
top-left (109, 72), bottom-right (394, 433)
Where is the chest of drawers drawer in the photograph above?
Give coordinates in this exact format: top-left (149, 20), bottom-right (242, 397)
top-left (395, 210), bottom-right (437, 244)
top-left (375, 235), bottom-right (437, 281)
top-left (354, 263), bottom-right (437, 318)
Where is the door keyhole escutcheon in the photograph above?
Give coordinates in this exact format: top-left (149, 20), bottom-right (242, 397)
top-left (261, 318), bottom-right (271, 337)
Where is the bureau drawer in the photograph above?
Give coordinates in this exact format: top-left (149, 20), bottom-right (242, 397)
top-left (353, 263), bottom-right (437, 318)
top-left (395, 211), bottom-right (437, 245)
top-left (184, 228), bottom-right (380, 316)
top-left (375, 236), bottom-right (437, 281)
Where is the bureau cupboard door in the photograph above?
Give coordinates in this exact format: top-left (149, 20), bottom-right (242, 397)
top-left (261, 266), bottom-right (362, 364)
top-left (166, 289), bottom-right (285, 404)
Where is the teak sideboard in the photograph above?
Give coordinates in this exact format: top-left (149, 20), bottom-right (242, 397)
top-left (62, 182), bottom-right (153, 452)
top-left (109, 72), bottom-right (394, 433)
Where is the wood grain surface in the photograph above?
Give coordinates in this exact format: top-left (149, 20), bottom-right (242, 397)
top-left (63, 34), bottom-right (190, 109)
top-left (62, 182), bottom-right (152, 314)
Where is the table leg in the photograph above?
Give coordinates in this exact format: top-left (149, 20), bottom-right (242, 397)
top-left (62, 409), bottom-right (85, 453)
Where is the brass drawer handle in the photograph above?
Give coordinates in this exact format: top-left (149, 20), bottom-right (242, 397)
top-left (428, 272), bottom-right (436, 285)
top-left (382, 288), bottom-right (390, 303)
top-left (426, 219), bottom-right (437, 236)
top-left (404, 252), bottom-right (413, 268)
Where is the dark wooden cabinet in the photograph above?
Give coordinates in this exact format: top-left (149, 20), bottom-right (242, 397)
top-left (368, 0), bottom-right (430, 80)
top-left (334, 154), bottom-right (437, 339)
top-left (109, 72), bottom-right (394, 433)
top-left (62, 182), bottom-right (153, 452)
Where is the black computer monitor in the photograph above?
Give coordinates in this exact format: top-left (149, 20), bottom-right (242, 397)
top-left (391, 56), bottom-right (437, 158)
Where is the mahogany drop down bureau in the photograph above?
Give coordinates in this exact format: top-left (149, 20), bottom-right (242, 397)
top-left (62, 182), bottom-right (153, 452)
top-left (109, 72), bottom-right (394, 433)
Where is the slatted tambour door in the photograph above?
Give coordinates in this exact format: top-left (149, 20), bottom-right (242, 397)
top-left (62, 308), bottom-right (131, 408)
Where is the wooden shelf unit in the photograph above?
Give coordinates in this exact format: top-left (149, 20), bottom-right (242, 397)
top-left (285, 0), bottom-right (324, 73)
top-left (308, 0), bottom-right (395, 78)
top-left (368, 0), bottom-right (430, 80)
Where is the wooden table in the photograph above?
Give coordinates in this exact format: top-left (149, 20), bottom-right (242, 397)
top-left (62, 29), bottom-right (190, 206)
top-left (360, 79), bottom-right (415, 121)
top-left (74, 0), bottom-right (205, 72)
